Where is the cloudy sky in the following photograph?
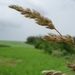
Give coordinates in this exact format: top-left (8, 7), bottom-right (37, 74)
top-left (0, 0), bottom-right (75, 41)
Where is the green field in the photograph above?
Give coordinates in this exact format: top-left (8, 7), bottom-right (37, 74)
top-left (0, 41), bottom-right (74, 75)
top-left (0, 41), bottom-right (34, 48)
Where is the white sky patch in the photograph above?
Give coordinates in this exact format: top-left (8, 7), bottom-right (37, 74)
top-left (0, 0), bottom-right (75, 41)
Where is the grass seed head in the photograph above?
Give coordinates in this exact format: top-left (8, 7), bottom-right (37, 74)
top-left (42, 70), bottom-right (67, 75)
top-left (66, 62), bottom-right (75, 72)
top-left (42, 33), bottom-right (74, 46)
top-left (9, 5), bottom-right (55, 30)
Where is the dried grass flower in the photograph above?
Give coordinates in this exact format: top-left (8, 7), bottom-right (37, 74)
top-left (66, 62), bottom-right (75, 72)
top-left (9, 5), bottom-right (62, 35)
top-left (42, 70), bottom-right (67, 75)
top-left (42, 33), bottom-right (75, 47)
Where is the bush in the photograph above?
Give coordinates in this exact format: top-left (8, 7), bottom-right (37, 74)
top-left (26, 36), bottom-right (36, 44)
top-left (61, 42), bottom-right (75, 54)
top-left (45, 46), bottom-right (53, 54)
top-left (35, 41), bottom-right (42, 49)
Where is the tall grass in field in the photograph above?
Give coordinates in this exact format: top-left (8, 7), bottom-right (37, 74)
top-left (0, 47), bottom-right (74, 75)
top-left (8, 5), bottom-right (75, 75)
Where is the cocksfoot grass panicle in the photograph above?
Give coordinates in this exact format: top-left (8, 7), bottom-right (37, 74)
top-left (42, 33), bottom-right (74, 47)
top-left (66, 62), bottom-right (75, 72)
top-left (9, 5), bottom-right (61, 36)
top-left (42, 70), bottom-right (67, 75)
top-left (9, 4), bottom-right (75, 75)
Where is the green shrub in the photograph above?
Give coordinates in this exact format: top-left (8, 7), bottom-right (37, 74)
top-left (61, 42), bottom-right (75, 54)
top-left (35, 41), bottom-right (42, 49)
top-left (26, 36), bottom-right (36, 44)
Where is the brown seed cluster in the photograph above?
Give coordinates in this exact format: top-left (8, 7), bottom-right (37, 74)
top-left (9, 5), bottom-right (55, 30)
top-left (42, 33), bottom-right (74, 46)
top-left (66, 62), bottom-right (75, 72)
top-left (42, 70), bottom-right (67, 75)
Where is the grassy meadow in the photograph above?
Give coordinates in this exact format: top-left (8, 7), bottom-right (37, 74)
top-left (0, 41), bottom-right (74, 75)
top-left (0, 41), bottom-right (34, 48)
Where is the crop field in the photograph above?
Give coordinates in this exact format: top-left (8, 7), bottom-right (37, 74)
top-left (0, 41), bottom-right (34, 48)
top-left (0, 41), bottom-right (74, 75)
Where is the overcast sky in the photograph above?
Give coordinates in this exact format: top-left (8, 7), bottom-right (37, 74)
top-left (0, 0), bottom-right (75, 41)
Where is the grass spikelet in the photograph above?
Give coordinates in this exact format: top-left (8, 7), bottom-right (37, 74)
top-left (66, 62), bottom-right (75, 72)
top-left (9, 5), bottom-right (25, 12)
top-left (42, 70), bottom-right (67, 75)
top-left (9, 5), bottom-right (63, 34)
top-left (42, 33), bottom-right (63, 43)
top-left (42, 33), bottom-right (75, 47)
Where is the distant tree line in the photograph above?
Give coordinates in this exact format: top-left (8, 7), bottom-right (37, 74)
top-left (26, 36), bottom-right (75, 55)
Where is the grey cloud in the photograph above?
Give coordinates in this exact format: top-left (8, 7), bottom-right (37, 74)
top-left (0, 20), bottom-right (21, 28)
top-left (0, 2), bottom-right (6, 6)
top-left (59, 0), bottom-right (75, 11)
